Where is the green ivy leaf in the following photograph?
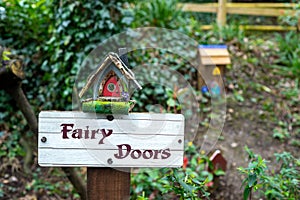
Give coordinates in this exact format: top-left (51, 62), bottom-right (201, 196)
top-left (167, 98), bottom-right (175, 107)
top-left (248, 173), bottom-right (257, 187)
top-left (245, 146), bottom-right (255, 159)
top-left (2, 50), bottom-right (11, 60)
top-left (243, 187), bottom-right (251, 200)
top-left (214, 169), bottom-right (225, 176)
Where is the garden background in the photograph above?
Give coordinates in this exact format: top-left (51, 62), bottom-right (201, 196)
top-left (0, 0), bottom-right (299, 199)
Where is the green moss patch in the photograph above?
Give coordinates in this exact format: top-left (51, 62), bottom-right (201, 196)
top-left (82, 100), bottom-right (130, 114)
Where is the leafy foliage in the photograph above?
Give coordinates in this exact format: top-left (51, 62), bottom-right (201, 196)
top-left (272, 32), bottom-right (300, 79)
top-left (0, 0), bottom-right (128, 111)
top-left (278, 0), bottom-right (300, 29)
top-left (130, 0), bottom-right (184, 29)
top-left (0, 0), bottom-right (129, 198)
top-left (1, 0), bottom-right (300, 199)
top-left (238, 146), bottom-right (268, 200)
top-left (238, 146), bottom-right (300, 200)
top-left (130, 142), bottom-right (222, 199)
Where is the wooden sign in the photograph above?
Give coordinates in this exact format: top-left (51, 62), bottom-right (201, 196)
top-left (38, 111), bottom-right (184, 167)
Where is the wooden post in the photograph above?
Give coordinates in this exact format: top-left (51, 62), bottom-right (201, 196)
top-left (87, 168), bottom-right (130, 200)
top-left (217, 0), bottom-right (227, 27)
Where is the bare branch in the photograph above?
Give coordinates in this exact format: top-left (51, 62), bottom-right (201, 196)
top-left (1, 58), bottom-right (88, 199)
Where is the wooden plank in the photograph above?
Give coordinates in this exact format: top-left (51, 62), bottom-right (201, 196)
top-left (179, 3), bottom-right (295, 16)
top-left (39, 119), bottom-right (184, 135)
top-left (179, 3), bottom-right (296, 10)
top-left (39, 111), bottom-right (183, 121)
top-left (217, 0), bottom-right (227, 27)
top-left (38, 111), bottom-right (184, 167)
top-left (198, 45), bottom-right (231, 65)
top-left (200, 25), bottom-right (296, 31)
top-left (87, 168), bottom-right (130, 200)
top-left (227, 7), bottom-right (294, 17)
top-left (38, 149), bottom-right (183, 167)
top-left (240, 25), bottom-right (297, 31)
top-left (225, 3), bottom-right (296, 8)
top-left (199, 49), bottom-right (230, 57)
top-left (201, 57), bottom-right (231, 65)
top-left (38, 133), bottom-right (183, 150)
top-left (201, 25), bottom-right (214, 30)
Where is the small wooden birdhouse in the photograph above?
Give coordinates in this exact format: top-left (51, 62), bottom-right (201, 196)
top-left (79, 48), bottom-right (142, 114)
top-left (198, 45), bottom-right (230, 73)
top-left (198, 45), bottom-right (231, 89)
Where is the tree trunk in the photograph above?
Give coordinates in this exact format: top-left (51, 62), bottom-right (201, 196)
top-left (0, 55), bottom-right (87, 200)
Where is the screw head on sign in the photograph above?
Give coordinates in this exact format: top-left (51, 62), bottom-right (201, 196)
top-left (107, 158), bottom-right (113, 165)
top-left (41, 137), bottom-right (47, 143)
top-left (107, 115), bottom-right (114, 121)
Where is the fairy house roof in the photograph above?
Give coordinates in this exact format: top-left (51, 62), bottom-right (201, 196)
top-left (79, 52), bottom-right (142, 99)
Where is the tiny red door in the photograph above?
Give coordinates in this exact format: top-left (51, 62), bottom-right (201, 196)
top-left (102, 76), bottom-right (121, 97)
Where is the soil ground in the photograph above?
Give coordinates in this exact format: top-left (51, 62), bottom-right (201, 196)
top-left (206, 39), bottom-right (300, 199)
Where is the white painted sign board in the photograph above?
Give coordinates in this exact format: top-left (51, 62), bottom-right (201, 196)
top-left (38, 111), bottom-right (184, 167)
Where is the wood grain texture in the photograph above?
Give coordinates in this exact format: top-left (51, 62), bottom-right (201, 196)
top-left (39, 149), bottom-right (183, 167)
top-left (87, 168), bottom-right (130, 200)
top-left (240, 25), bottom-right (297, 31)
top-left (201, 57), bottom-right (231, 65)
top-left (38, 111), bottom-right (184, 167)
top-left (227, 7), bottom-right (294, 17)
top-left (39, 133), bottom-right (183, 149)
top-left (179, 3), bottom-right (296, 10)
top-left (199, 49), bottom-right (230, 57)
top-left (39, 111), bottom-right (184, 120)
top-left (198, 48), bottom-right (231, 65)
top-left (180, 2), bottom-right (295, 18)
top-left (199, 25), bottom-right (297, 31)
top-left (217, 0), bottom-right (227, 27)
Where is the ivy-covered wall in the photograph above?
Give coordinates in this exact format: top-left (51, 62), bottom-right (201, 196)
top-left (0, 0), bottom-right (130, 113)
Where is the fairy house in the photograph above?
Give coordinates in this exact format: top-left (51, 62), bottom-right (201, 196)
top-left (197, 45), bottom-right (231, 90)
top-left (79, 49), bottom-right (142, 114)
top-left (209, 149), bottom-right (227, 172)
